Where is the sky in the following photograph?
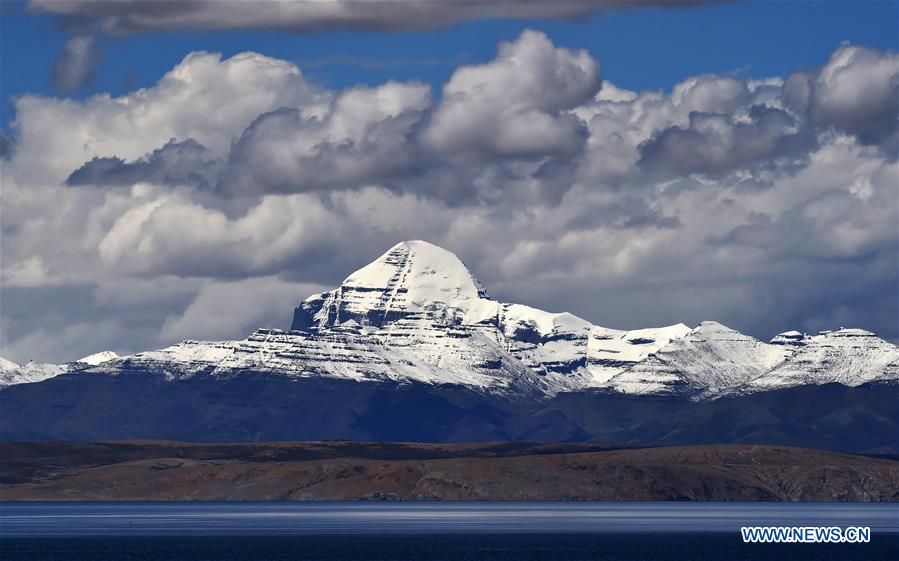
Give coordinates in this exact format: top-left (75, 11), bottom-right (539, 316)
top-left (1, 0), bottom-right (897, 363)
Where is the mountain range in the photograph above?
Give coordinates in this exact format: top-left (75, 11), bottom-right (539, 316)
top-left (1, 241), bottom-right (897, 451)
top-left (0, 351), bottom-right (119, 388)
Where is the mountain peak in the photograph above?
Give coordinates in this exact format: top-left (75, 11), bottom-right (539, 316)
top-left (344, 240), bottom-right (487, 300)
top-left (293, 240), bottom-right (495, 331)
top-left (695, 320), bottom-right (734, 332)
top-left (770, 330), bottom-right (807, 346)
top-left (76, 351), bottom-right (120, 366)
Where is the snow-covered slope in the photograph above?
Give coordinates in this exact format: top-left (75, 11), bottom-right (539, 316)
top-left (77, 351), bottom-right (119, 366)
top-left (0, 357), bottom-right (21, 386)
top-left (0, 350), bottom-right (120, 388)
top-left (0, 360), bottom-right (67, 388)
top-left (0, 356), bottom-right (19, 374)
top-left (601, 321), bottom-right (791, 398)
top-left (586, 324), bottom-right (692, 384)
top-left (117, 320), bottom-right (543, 396)
top-left (745, 329), bottom-right (899, 392)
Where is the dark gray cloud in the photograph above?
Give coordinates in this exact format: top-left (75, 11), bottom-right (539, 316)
top-left (0, 130), bottom-right (16, 160)
top-left (0, 282), bottom-right (193, 363)
top-left (30, 0), bottom-right (700, 35)
top-left (637, 105), bottom-right (815, 177)
top-left (219, 92), bottom-right (428, 197)
top-left (31, 0), bottom-right (704, 103)
top-left (66, 138), bottom-right (219, 188)
top-left (564, 196), bottom-right (681, 231)
top-left (52, 34), bottom-right (100, 90)
top-left (633, 46), bottom-right (899, 178)
top-left (716, 179), bottom-right (897, 262)
top-left (783, 45), bottom-right (899, 153)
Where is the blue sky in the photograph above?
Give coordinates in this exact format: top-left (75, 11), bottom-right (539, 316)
top-left (2, 1), bottom-right (897, 129)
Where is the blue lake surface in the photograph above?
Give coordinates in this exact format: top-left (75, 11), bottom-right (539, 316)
top-left (1, 502), bottom-right (897, 560)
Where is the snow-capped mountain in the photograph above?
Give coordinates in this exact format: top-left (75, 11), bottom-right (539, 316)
top-left (289, 240), bottom-right (701, 392)
top-left (88, 241), bottom-right (703, 396)
top-left (292, 241), bottom-right (496, 331)
top-left (0, 351), bottom-right (119, 388)
top-left (746, 329), bottom-right (899, 392)
top-left (600, 322), bottom-right (792, 398)
top-left (3, 241), bottom-right (897, 399)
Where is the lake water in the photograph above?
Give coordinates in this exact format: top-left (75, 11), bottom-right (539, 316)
top-left (2, 502), bottom-right (897, 560)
